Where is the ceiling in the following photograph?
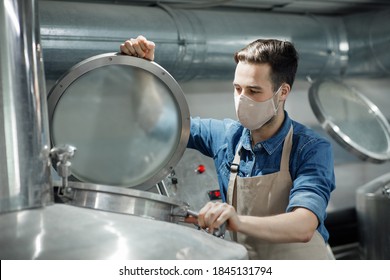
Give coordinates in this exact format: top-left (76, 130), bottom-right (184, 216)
top-left (45, 0), bottom-right (390, 15)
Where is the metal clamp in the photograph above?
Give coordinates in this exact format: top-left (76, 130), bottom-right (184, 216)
top-left (383, 184), bottom-right (390, 199)
top-left (50, 145), bottom-right (76, 196)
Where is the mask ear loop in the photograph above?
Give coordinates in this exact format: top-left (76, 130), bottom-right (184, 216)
top-left (273, 84), bottom-right (283, 112)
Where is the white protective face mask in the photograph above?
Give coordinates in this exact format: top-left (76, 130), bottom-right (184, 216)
top-left (234, 86), bottom-right (281, 130)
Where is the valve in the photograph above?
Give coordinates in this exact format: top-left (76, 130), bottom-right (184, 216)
top-left (50, 145), bottom-right (76, 193)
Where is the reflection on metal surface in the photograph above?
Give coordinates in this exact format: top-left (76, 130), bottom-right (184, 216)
top-left (356, 173), bottom-right (390, 260)
top-left (345, 9), bottom-right (390, 76)
top-left (61, 181), bottom-right (190, 223)
top-left (55, 181), bottom-right (227, 237)
top-left (0, 0), bottom-right (52, 213)
top-left (47, 53), bottom-right (190, 189)
top-left (309, 79), bottom-right (390, 163)
top-left (0, 204), bottom-right (248, 260)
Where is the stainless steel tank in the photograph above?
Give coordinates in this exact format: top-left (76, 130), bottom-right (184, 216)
top-left (356, 173), bottom-right (390, 259)
top-left (0, 0), bottom-right (52, 213)
top-left (0, 203), bottom-right (247, 259)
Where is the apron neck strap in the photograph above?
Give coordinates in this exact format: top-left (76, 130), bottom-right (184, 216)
top-left (280, 125), bottom-right (293, 172)
top-left (230, 125), bottom-right (293, 173)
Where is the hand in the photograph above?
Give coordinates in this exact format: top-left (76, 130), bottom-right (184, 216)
top-left (186, 202), bottom-right (241, 234)
top-left (120, 35), bottom-right (155, 61)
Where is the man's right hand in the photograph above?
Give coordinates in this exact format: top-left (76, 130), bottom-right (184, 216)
top-left (120, 35), bottom-right (155, 61)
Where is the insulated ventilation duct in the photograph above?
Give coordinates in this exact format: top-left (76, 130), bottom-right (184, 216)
top-left (38, 1), bottom-right (390, 82)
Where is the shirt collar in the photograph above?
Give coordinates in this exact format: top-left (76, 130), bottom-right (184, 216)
top-left (239, 111), bottom-right (292, 155)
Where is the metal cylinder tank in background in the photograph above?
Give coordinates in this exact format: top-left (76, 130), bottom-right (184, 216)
top-left (356, 173), bottom-right (390, 259)
top-left (0, 0), bottom-right (52, 213)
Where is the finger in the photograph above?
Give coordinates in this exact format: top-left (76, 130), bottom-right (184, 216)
top-left (120, 42), bottom-right (138, 56)
top-left (120, 43), bottom-right (130, 55)
top-left (217, 204), bottom-right (239, 232)
top-left (197, 202), bottom-right (214, 229)
top-left (122, 40), bottom-right (138, 56)
top-left (213, 208), bottom-right (230, 228)
top-left (197, 202), bottom-right (224, 234)
top-left (130, 38), bottom-right (146, 58)
top-left (137, 35), bottom-right (154, 50)
top-left (203, 202), bottom-right (226, 234)
top-left (137, 35), bottom-right (155, 60)
top-left (146, 40), bottom-right (156, 50)
top-left (136, 35), bottom-right (148, 51)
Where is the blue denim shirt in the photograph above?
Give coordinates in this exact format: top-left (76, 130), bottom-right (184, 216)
top-left (187, 111), bottom-right (335, 242)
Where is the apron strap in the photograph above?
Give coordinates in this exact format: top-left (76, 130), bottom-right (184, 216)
top-left (227, 146), bottom-right (241, 207)
top-left (227, 145), bottom-right (241, 242)
top-left (280, 125), bottom-right (293, 172)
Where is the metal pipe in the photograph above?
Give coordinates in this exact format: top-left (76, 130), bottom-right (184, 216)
top-left (343, 9), bottom-right (390, 77)
top-left (38, 0), bottom-right (349, 82)
top-left (0, 0), bottom-right (52, 213)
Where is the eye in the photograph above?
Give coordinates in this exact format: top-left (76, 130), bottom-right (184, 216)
top-left (234, 85), bottom-right (242, 94)
top-left (248, 89), bottom-right (261, 95)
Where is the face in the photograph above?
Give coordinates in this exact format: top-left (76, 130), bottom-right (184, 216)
top-left (233, 62), bottom-right (275, 102)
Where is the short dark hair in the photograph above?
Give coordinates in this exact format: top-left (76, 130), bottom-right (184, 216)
top-left (234, 39), bottom-right (299, 90)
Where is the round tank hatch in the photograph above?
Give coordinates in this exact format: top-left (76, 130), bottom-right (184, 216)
top-left (308, 78), bottom-right (390, 163)
top-left (47, 53), bottom-right (190, 189)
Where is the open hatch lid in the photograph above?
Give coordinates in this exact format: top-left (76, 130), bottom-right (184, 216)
top-left (47, 53), bottom-right (190, 189)
top-left (308, 78), bottom-right (390, 163)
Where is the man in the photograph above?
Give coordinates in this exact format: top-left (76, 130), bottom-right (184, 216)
top-left (120, 35), bottom-right (335, 259)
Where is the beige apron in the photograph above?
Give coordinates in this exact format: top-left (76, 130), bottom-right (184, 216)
top-left (227, 126), bottom-right (330, 260)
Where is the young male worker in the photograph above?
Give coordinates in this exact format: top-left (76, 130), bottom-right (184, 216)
top-left (120, 35), bottom-right (335, 259)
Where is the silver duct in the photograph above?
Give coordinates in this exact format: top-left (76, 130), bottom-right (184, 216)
top-left (0, 0), bottom-right (52, 213)
top-left (38, 2), bottom-right (390, 82)
top-left (38, 0), bottom-right (352, 82)
top-left (343, 9), bottom-right (390, 77)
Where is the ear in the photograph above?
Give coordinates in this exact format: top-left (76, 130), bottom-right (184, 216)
top-left (279, 83), bottom-right (290, 101)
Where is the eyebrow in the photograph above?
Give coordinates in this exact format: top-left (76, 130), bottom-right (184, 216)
top-left (233, 83), bottom-right (264, 90)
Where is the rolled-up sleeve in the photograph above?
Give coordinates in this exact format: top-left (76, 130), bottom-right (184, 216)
top-left (187, 117), bottom-right (215, 157)
top-left (188, 117), bottom-right (242, 158)
top-left (287, 137), bottom-right (335, 239)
